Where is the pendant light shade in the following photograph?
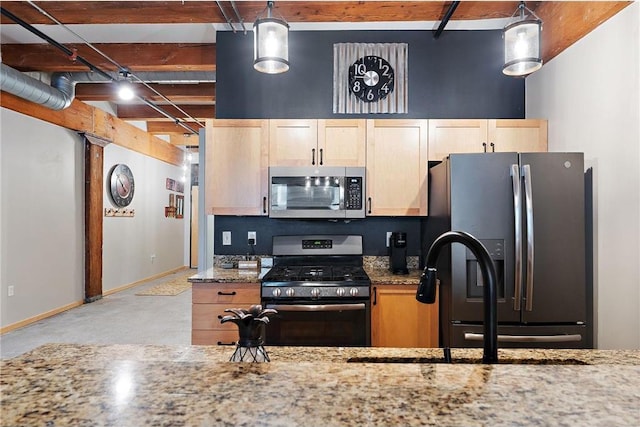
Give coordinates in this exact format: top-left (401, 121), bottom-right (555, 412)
top-left (502, 2), bottom-right (543, 77)
top-left (253, 1), bottom-right (289, 74)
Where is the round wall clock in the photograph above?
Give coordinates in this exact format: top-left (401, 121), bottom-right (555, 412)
top-left (348, 55), bottom-right (395, 102)
top-left (107, 163), bottom-right (135, 207)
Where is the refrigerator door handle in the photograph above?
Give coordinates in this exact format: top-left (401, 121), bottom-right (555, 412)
top-left (464, 333), bottom-right (582, 343)
top-left (522, 164), bottom-right (535, 312)
top-left (510, 164), bottom-right (522, 312)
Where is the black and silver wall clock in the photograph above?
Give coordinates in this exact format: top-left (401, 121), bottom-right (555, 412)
top-left (333, 42), bottom-right (408, 114)
top-left (107, 163), bottom-right (135, 207)
top-left (348, 55), bottom-right (395, 103)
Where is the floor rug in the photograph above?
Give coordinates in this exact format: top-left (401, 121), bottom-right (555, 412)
top-left (135, 273), bottom-right (192, 296)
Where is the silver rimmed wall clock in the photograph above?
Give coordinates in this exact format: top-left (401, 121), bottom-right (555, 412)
top-left (333, 43), bottom-right (408, 114)
top-left (107, 163), bottom-right (135, 207)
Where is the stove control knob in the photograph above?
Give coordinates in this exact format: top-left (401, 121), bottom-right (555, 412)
top-left (272, 288), bottom-right (282, 298)
top-left (310, 288), bottom-right (321, 298)
top-left (349, 287), bottom-right (359, 297)
top-left (336, 288), bottom-right (346, 297)
top-left (286, 288), bottom-right (295, 297)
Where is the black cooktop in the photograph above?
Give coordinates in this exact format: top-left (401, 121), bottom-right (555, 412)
top-left (262, 265), bottom-right (369, 282)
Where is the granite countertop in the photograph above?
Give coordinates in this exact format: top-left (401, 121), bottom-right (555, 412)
top-left (2, 344), bottom-right (639, 426)
top-left (188, 255), bottom-right (424, 285)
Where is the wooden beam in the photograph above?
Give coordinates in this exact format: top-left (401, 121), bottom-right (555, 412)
top-left (1, 43), bottom-right (215, 72)
top-left (147, 121), bottom-right (205, 134)
top-left (75, 83), bottom-right (215, 103)
top-left (170, 134), bottom-right (200, 146)
top-left (534, 1), bottom-right (633, 64)
top-left (84, 141), bottom-right (104, 302)
top-left (117, 104), bottom-right (215, 120)
top-left (0, 91), bottom-right (184, 166)
top-left (1, 2), bottom-right (524, 25)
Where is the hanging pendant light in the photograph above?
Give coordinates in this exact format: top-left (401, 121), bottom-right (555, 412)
top-left (503, 2), bottom-right (543, 77)
top-left (253, 1), bottom-right (289, 74)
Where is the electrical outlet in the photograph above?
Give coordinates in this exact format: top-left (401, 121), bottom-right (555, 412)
top-left (222, 231), bottom-right (232, 246)
top-left (248, 231), bottom-right (256, 245)
top-left (8, 285), bottom-right (15, 297)
top-left (150, 254), bottom-right (156, 263)
top-left (386, 232), bottom-right (392, 247)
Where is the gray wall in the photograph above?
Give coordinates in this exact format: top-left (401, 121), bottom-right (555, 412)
top-left (216, 30), bottom-right (525, 119)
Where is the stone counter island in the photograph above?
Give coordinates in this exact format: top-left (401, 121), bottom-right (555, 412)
top-left (1, 344), bottom-right (639, 426)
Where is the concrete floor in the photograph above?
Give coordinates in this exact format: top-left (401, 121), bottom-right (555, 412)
top-left (0, 270), bottom-right (193, 359)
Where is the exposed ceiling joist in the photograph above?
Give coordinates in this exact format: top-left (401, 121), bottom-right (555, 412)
top-left (75, 83), bottom-right (215, 103)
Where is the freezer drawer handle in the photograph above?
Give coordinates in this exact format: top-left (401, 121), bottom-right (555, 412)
top-left (265, 303), bottom-right (365, 312)
top-left (464, 332), bottom-right (582, 343)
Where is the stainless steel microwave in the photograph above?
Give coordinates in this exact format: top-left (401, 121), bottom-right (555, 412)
top-left (269, 166), bottom-right (366, 219)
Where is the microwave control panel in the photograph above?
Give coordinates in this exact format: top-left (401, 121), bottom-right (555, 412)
top-left (345, 177), bottom-right (363, 210)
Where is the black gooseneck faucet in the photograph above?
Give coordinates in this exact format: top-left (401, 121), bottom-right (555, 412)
top-left (416, 231), bottom-right (498, 364)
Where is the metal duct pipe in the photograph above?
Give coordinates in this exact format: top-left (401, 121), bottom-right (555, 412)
top-left (1, 63), bottom-right (72, 110)
top-left (1, 65), bottom-right (216, 111)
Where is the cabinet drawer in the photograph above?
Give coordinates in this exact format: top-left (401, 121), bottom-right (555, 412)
top-left (192, 329), bottom-right (239, 346)
top-left (192, 283), bottom-right (260, 304)
top-left (193, 303), bottom-right (251, 330)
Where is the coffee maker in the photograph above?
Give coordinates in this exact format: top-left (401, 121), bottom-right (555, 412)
top-left (389, 232), bottom-right (409, 274)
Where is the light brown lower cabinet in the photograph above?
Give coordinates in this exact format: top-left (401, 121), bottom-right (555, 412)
top-left (191, 282), bottom-right (261, 345)
top-left (371, 284), bottom-right (439, 348)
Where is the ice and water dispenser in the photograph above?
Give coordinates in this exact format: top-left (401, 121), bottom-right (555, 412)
top-left (466, 239), bottom-right (505, 299)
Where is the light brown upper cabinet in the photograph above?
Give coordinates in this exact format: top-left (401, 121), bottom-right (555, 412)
top-left (269, 119), bottom-right (366, 167)
top-left (428, 119), bottom-right (548, 161)
top-left (488, 119), bottom-right (548, 153)
top-left (205, 119), bottom-right (269, 216)
top-left (366, 119), bottom-right (428, 216)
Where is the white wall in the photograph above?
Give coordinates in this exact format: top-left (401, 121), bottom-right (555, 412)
top-left (102, 144), bottom-right (187, 292)
top-left (0, 107), bottom-right (188, 328)
top-left (526, 2), bottom-right (640, 349)
top-left (0, 108), bottom-right (84, 326)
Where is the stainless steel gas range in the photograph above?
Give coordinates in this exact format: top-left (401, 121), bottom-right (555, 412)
top-left (260, 235), bottom-right (371, 347)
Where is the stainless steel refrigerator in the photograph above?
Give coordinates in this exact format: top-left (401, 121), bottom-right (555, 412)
top-left (427, 152), bottom-right (592, 349)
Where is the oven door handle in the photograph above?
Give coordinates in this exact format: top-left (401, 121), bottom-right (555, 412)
top-left (265, 303), bottom-right (366, 312)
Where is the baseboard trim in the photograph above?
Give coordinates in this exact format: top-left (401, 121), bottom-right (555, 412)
top-left (1, 266), bottom-right (191, 335)
top-left (102, 266), bottom-right (190, 296)
top-left (0, 300), bottom-right (84, 334)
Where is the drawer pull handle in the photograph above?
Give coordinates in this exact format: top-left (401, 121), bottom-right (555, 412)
top-left (217, 341), bottom-right (236, 346)
top-left (218, 291), bottom-right (237, 296)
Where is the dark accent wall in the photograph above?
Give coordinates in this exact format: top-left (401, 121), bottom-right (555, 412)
top-left (214, 216), bottom-right (422, 257)
top-left (216, 30), bottom-right (524, 119)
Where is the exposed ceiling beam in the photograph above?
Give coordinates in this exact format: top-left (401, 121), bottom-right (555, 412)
top-left (1, 43), bottom-right (215, 72)
top-left (147, 121), bottom-right (205, 134)
top-left (0, 2), bottom-right (528, 25)
top-left (117, 104), bottom-right (215, 120)
top-left (75, 83), bottom-right (215, 103)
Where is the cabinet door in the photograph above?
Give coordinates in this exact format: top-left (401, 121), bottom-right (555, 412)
top-left (371, 285), bottom-right (438, 348)
top-left (428, 119), bottom-right (488, 161)
top-left (366, 119), bottom-right (428, 216)
top-left (206, 120), bottom-right (269, 215)
top-left (269, 119), bottom-right (319, 166)
top-left (488, 119), bottom-right (548, 153)
top-left (317, 119), bottom-right (366, 166)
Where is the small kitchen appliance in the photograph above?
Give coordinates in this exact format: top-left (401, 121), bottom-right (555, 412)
top-left (389, 231), bottom-right (409, 274)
